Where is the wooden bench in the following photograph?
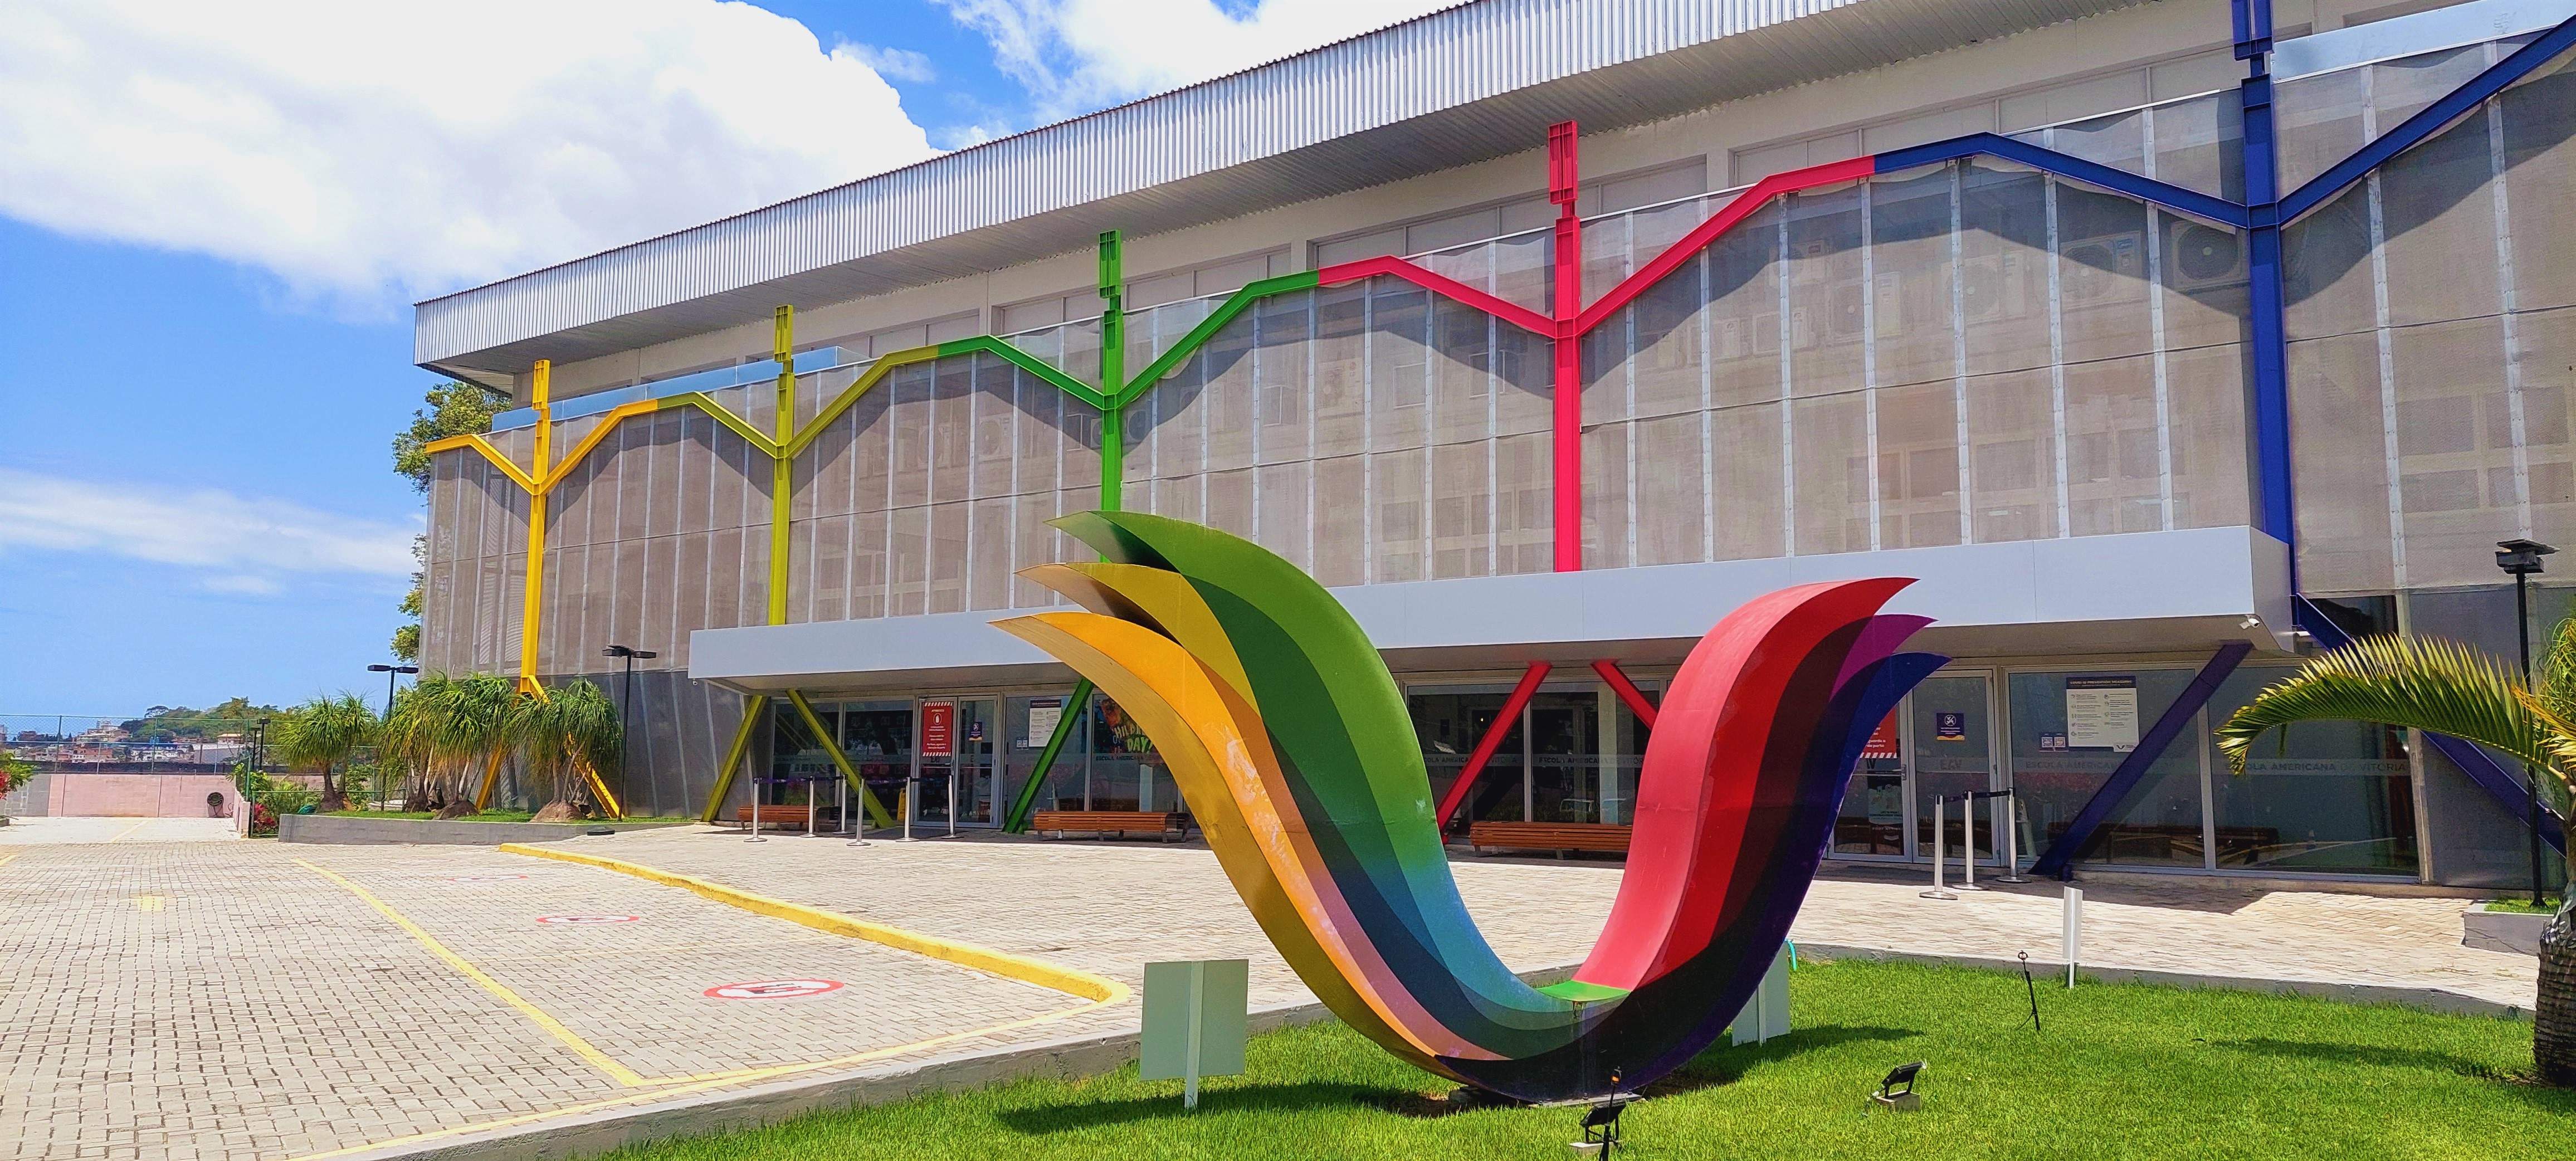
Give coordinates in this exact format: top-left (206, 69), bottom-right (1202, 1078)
top-left (1468, 822), bottom-right (1632, 855)
top-left (734, 804), bottom-right (835, 832)
top-left (1031, 810), bottom-right (1188, 841)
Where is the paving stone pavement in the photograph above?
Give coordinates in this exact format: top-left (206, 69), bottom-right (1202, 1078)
top-left (0, 825), bottom-right (2540, 1160)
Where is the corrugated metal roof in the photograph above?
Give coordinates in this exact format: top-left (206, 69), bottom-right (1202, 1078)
top-left (414, 0), bottom-right (2144, 377)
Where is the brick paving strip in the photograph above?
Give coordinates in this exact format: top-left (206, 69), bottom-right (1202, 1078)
top-left (0, 826), bottom-right (2539, 1160)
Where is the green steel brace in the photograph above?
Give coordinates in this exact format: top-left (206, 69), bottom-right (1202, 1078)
top-left (1009, 231), bottom-right (1125, 831)
top-left (1003, 678), bottom-right (1094, 832)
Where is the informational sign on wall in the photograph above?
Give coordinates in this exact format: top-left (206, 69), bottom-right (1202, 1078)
top-left (2065, 676), bottom-right (2140, 752)
top-left (1934, 711), bottom-right (1967, 742)
top-left (920, 701), bottom-right (955, 757)
top-left (1025, 698), bottom-right (1062, 748)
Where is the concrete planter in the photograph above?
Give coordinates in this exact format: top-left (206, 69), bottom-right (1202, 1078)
top-left (2464, 908), bottom-right (2551, 956)
top-left (278, 814), bottom-right (689, 846)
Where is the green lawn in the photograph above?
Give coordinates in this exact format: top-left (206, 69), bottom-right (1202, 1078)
top-left (604, 960), bottom-right (2562, 1160)
top-left (2484, 896), bottom-right (2564, 915)
top-left (321, 809), bottom-right (692, 825)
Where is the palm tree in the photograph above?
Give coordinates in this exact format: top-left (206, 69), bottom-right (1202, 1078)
top-left (511, 680), bottom-right (621, 819)
top-left (2216, 625), bottom-right (2575, 1085)
top-left (380, 675), bottom-right (439, 811)
top-left (277, 694), bottom-right (374, 812)
top-left (385, 672), bottom-right (516, 817)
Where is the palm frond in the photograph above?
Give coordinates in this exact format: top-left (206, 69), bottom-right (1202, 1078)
top-left (2214, 634), bottom-right (2557, 778)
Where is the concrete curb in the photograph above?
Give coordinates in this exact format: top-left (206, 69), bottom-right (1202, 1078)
top-left (279, 816), bottom-right (688, 845)
top-left (2462, 909), bottom-right (2549, 956)
top-left (322, 942), bottom-right (2525, 1160)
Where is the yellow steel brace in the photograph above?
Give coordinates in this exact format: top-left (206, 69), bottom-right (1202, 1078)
top-left (784, 690), bottom-right (894, 828)
top-left (699, 696), bottom-right (767, 823)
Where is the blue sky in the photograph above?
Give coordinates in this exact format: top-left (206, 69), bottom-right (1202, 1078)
top-left (0, 1), bottom-right (1447, 721)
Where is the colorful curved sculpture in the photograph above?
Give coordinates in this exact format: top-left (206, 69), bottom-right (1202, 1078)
top-left (995, 513), bottom-right (1945, 1102)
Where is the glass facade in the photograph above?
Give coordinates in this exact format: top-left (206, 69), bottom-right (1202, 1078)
top-left (1407, 679), bottom-right (1655, 828)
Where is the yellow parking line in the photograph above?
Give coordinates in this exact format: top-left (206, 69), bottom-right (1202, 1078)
top-left (0, 853), bottom-right (18, 870)
top-left (499, 843), bottom-right (1128, 1003)
top-left (106, 819), bottom-right (150, 843)
top-left (295, 860), bottom-right (652, 1087)
top-left (282, 849), bottom-right (1133, 1161)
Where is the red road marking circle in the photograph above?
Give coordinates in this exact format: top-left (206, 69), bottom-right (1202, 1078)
top-left (535, 914), bottom-right (639, 926)
top-left (704, 979), bottom-right (845, 1001)
top-left (442, 874), bottom-right (527, 884)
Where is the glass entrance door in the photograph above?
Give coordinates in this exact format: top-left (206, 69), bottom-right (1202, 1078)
top-left (1527, 692), bottom-right (1602, 823)
top-left (1833, 709), bottom-right (1909, 857)
top-left (910, 697), bottom-right (998, 831)
top-left (954, 698), bottom-right (998, 826)
top-left (1910, 674), bottom-right (1998, 864)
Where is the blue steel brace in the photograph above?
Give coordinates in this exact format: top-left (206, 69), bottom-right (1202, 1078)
top-left (2279, 16), bottom-right (2576, 222)
top-left (2028, 643), bottom-right (2255, 881)
top-left (2236, 0), bottom-right (2297, 549)
top-left (1874, 134), bottom-right (2250, 228)
top-left (2298, 597), bottom-right (2567, 855)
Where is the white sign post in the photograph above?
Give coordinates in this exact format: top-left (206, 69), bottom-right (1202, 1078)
top-left (1142, 959), bottom-right (1249, 1110)
top-left (2062, 885), bottom-right (2084, 987)
top-left (1729, 944), bottom-right (1794, 1045)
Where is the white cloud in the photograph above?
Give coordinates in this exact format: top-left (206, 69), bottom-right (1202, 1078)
top-left (842, 42), bottom-right (939, 84)
top-left (0, 1), bottom-right (940, 305)
top-left (939, 0), bottom-right (1462, 119)
top-left (201, 575), bottom-right (285, 597)
top-left (0, 470), bottom-right (419, 588)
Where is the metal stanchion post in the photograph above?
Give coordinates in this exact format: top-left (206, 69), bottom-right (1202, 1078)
top-left (747, 778), bottom-right (765, 843)
top-left (947, 768), bottom-right (959, 838)
top-left (1960, 804), bottom-right (1977, 890)
top-left (845, 777), bottom-right (867, 847)
top-left (1993, 790), bottom-right (2028, 883)
top-left (1919, 797), bottom-right (1955, 900)
top-left (901, 778), bottom-right (915, 842)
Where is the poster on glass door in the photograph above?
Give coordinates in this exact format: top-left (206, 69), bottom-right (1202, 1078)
top-left (1024, 698), bottom-right (1062, 748)
top-left (2064, 676), bottom-right (2139, 752)
top-left (920, 701), bottom-right (954, 756)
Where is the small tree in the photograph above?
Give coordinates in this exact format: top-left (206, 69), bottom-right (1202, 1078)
top-left (277, 694), bottom-right (375, 812)
top-left (402, 672), bottom-right (517, 817)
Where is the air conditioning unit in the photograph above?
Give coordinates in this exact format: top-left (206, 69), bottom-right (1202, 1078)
top-left (1960, 251), bottom-right (2031, 324)
top-left (2164, 219), bottom-right (2247, 293)
top-left (2058, 231), bottom-right (2146, 305)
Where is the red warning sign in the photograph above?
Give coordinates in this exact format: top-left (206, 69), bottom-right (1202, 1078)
top-left (442, 874), bottom-right (528, 884)
top-left (535, 914), bottom-right (638, 926)
top-left (1860, 713), bottom-right (1901, 760)
top-left (704, 979), bottom-right (845, 1000)
top-left (920, 701), bottom-right (955, 757)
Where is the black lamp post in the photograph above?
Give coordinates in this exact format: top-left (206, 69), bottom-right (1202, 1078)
top-left (365, 664), bottom-right (419, 720)
top-left (2497, 538), bottom-right (2556, 908)
top-left (603, 646), bottom-right (657, 795)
